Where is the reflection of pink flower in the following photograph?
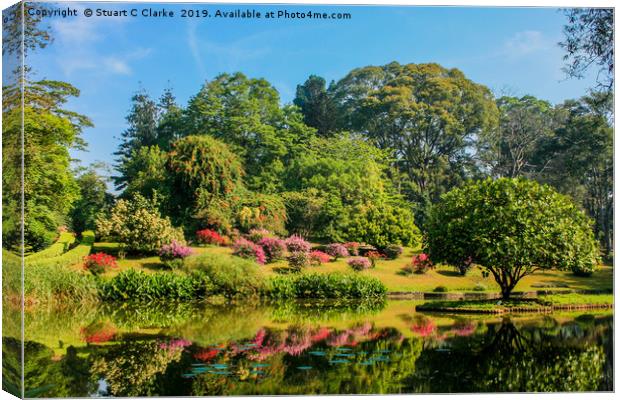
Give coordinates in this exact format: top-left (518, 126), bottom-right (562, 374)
top-left (195, 348), bottom-right (219, 361)
top-left (411, 318), bottom-right (436, 337)
top-left (327, 331), bottom-right (351, 347)
top-left (311, 327), bottom-right (331, 342)
top-left (159, 338), bottom-right (192, 350)
top-left (253, 328), bottom-right (266, 347)
top-left (451, 321), bottom-right (476, 337)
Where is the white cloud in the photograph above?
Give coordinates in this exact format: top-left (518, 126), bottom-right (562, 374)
top-left (502, 30), bottom-right (550, 57)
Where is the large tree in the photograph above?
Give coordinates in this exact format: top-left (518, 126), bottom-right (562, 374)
top-left (293, 75), bottom-right (339, 136)
top-left (329, 62), bottom-right (499, 226)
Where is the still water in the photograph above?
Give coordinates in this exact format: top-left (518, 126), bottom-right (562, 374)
top-left (2, 300), bottom-right (613, 396)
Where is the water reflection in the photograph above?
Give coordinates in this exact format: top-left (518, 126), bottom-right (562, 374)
top-left (2, 300), bottom-right (613, 396)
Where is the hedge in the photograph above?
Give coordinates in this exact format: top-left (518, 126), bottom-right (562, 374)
top-left (264, 272), bottom-right (387, 299)
top-left (26, 231), bottom-right (95, 269)
top-left (25, 232), bottom-right (76, 261)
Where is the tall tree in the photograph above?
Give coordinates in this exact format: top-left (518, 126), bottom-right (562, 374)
top-left (70, 165), bottom-right (113, 234)
top-left (560, 8), bottom-right (614, 91)
top-left (293, 75), bottom-right (339, 136)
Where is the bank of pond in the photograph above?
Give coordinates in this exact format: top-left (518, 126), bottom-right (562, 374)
top-left (1, 299), bottom-right (613, 396)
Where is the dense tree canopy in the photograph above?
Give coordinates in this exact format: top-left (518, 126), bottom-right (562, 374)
top-left (426, 178), bottom-right (600, 298)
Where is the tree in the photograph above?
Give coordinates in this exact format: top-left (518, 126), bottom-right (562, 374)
top-left (487, 96), bottom-right (557, 178)
top-left (117, 145), bottom-right (169, 201)
top-left (3, 80), bottom-right (91, 250)
top-left (560, 8), bottom-right (614, 91)
top-left (293, 75), bottom-right (339, 136)
top-left (330, 62), bottom-right (499, 226)
top-left (70, 165), bottom-right (113, 233)
top-left (426, 178), bottom-right (599, 299)
top-left (536, 93), bottom-right (613, 255)
top-left (184, 72), bottom-right (316, 193)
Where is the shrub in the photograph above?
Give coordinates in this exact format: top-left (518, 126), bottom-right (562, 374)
top-left (411, 253), bottom-right (434, 274)
top-left (382, 244), bottom-right (403, 260)
top-left (348, 257), bottom-right (372, 271)
top-left (343, 242), bottom-right (360, 256)
top-left (25, 232), bottom-right (76, 261)
top-left (159, 240), bottom-right (193, 269)
top-left (285, 234), bottom-right (311, 253)
top-left (433, 285), bottom-right (448, 293)
top-left (325, 243), bottom-right (349, 259)
top-left (258, 237), bottom-right (287, 263)
top-left (366, 251), bottom-right (383, 267)
top-left (344, 202), bottom-right (421, 248)
top-left (287, 251), bottom-right (310, 272)
top-left (264, 273), bottom-right (387, 299)
top-left (96, 194), bottom-right (185, 254)
top-left (98, 269), bottom-right (209, 301)
top-left (309, 250), bottom-right (331, 266)
top-left (426, 178), bottom-right (600, 299)
top-left (232, 238), bottom-right (266, 265)
top-left (26, 231), bottom-right (96, 269)
top-left (184, 253), bottom-right (265, 298)
top-left (84, 252), bottom-right (118, 275)
top-left (196, 229), bottom-right (226, 246)
top-left (247, 228), bottom-right (272, 243)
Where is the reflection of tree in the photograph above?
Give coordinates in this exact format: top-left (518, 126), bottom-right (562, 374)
top-left (2, 338), bottom-right (96, 397)
top-left (90, 340), bottom-right (186, 397)
top-left (407, 318), bottom-right (607, 392)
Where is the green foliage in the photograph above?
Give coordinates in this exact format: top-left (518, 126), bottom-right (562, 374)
top-left (293, 75), bottom-right (340, 136)
top-left (264, 273), bottom-right (387, 299)
top-left (287, 251), bottom-right (310, 272)
top-left (97, 269), bottom-right (210, 301)
top-left (96, 194), bottom-right (184, 254)
top-left (25, 232), bottom-right (75, 261)
top-left (184, 253), bottom-right (265, 298)
top-left (426, 178), bottom-right (600, 298)
top-left (3, 79), bottom-right (92, 251)
top-left (381, 244), bottom-right (404, 260)
top-left (26, 231), bottom-right (95, 269)
top-left (433, 285), bottom-right (448, 293)
top-left (344, 203), bottom-right (420, 248)
top-left (70, 167), bottom-right (113, 233)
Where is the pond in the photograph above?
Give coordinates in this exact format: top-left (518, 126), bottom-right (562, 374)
top-left (2, 300), bottom-right (613, 396)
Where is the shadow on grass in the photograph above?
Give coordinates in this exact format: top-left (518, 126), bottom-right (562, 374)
top-left (437, 270), bottom-right (462, 277)
top-left (141, 262), bottom-right (169, 271)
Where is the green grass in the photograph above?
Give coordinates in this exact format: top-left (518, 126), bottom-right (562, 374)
top-left (539, 293), bottom-right (614, 305)
top-left (93, 243), bottom-right (613, 295)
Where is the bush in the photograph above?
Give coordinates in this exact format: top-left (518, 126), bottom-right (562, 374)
top-left (366, 251), bottom-right (383, 267)
top-left (309, 250), bottom-right (331, 265)
top-left (382, 244), bottom-right (403, 260)
top-left (232, 238), bottom-right (266, 265)
top-left (98, 269), bottom-right (210, 301)
top-left (84, 253), bottom-right (118, 275)
top-left (247, 228), bottom-right (272, 243)
top-left (344, 202), bottom-right (421, 248)
top-left (343, 242), bottom-right (360, 256)
top-left (285, 234), bottom-right (311, 253)
top-left (426, 178), bottom-right (600, 299)
top-left (348, 257), bottom-right (372, 271)
top-left (258, 237), bottom-right (287, 263)
top-left (411, 253), bottom-right (434, 274)
top-left (433, 285), bottom-right (448, 293)
top-left (264, 273), bottom-right (387, 299)
top-left (159, 240), bottom-right (193, 269)
top-left (96, 194), bottom-right (185, 254)
top-left (287, 251), bottom-right (310, 272)
top-left (184, 253), bottom-right (265, 298)
top-left (196, 229), bottom-right (226, 246)
top-left (325, 243), bottom-right (349, 259)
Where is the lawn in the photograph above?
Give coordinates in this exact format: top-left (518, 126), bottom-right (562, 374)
top-left (91, 242), bottom-right (613, 294)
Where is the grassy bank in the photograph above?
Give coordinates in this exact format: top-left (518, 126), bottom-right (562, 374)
top-left (416, 294), bottom-right (614, 314)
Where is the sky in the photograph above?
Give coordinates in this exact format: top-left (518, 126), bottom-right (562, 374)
top-left (19, 2), bottom-right (600, 174)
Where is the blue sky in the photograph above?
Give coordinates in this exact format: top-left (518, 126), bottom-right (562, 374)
top-left (24, 2), bottom-right (599, 173)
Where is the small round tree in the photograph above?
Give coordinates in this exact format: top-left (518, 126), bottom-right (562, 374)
top-left (425, 178), bottom-right (599, 299)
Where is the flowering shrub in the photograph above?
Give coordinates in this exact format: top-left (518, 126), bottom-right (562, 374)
top-left (258, 237), bottom-right (286, 263)
top-left (348, 257), bottom-right (372, 271)
top-left (247, 228), bottom-right (272, 243)
top-left (233, 238), bottom-right (266, 265)
top-left (382, 244), bottom-right (403, 260)
top-left (80, 321), bottom-right (116, 343)
top-left (412, 253), bottom-right (434, 274)
top-left (159, 240), bottom-right (193, 269)
top-left (287, 251), bottom-right (310, 272)
top-left (366, 251), bottom-right (383, 267)
top-left (309, 250), bottom-right (331, 266)
top-left (83, 252), bottom-right (117, 275)
top-left (285, 235), bottom-right (311, 253)
top-left (343, 242), bottom-right (360, 256)
top-left (196, 229), bottom-right (226, 246)
top-left (325, 243), bottom-right (349, 259)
